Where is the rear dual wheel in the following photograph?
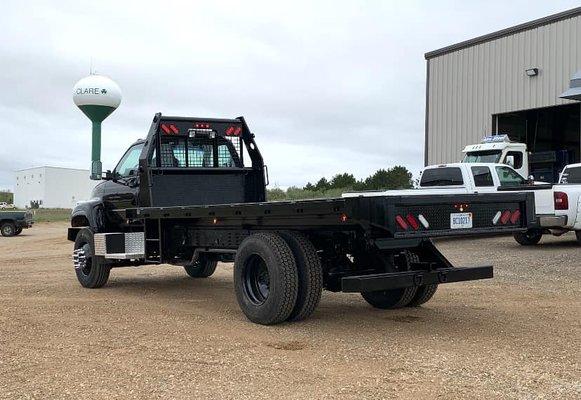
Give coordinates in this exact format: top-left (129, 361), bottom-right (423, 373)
top-left (234, 232), bottom-right (322, 325)
top-left (513, 229), bottom-right (543, 246)
top-left (361, 251), bottom-right (437, 309)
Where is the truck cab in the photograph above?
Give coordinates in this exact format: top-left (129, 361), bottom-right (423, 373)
top-left (462, 135), bottom-right (529, 179)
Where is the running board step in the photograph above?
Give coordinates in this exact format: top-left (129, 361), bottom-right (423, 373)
top-left (341, 265), bottom-right (493, 293)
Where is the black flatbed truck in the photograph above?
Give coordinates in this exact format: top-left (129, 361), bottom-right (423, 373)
top-left (68, 113), bottom-right (535, 325)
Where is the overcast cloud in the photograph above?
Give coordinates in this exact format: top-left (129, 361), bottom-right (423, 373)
top-left (0, 0), bottom-right (579, 190)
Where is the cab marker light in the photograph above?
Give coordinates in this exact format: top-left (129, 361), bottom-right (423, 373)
top-left (418, 214), bottom-right (429, 229)
top-left (492, 211), bottom-right (502, 225)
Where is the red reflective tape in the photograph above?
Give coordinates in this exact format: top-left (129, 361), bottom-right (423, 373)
top-left (510, 209), bottom-right (521, 224)
top-left (226, 126), bottom-right (235, 135)
top-left (500, 210), bottom-right (511, 225)
top-left (395, 215), bottom-right (408, 230)
top-left (234, 126), bottom-right (242, 136)
top-left (169, 124), bottom-right (179, 134)
top-left (160, 124), bottom-right (170, 134)
top-left (406, 214), bottom-right (420, 230)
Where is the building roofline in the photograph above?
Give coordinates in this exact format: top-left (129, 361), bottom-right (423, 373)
top-left (425, 7), bottom-right (581, 60)
top-left (16, 166), bottom-right (90, 173)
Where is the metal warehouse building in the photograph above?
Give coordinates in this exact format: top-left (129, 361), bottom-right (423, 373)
top-left (425, 7), bottom-right (581, 181)
top-left (14, 166), bottom-right (97, 209)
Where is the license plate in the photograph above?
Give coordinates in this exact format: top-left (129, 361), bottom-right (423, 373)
top-left (450, 212), bottom-right (473, 229)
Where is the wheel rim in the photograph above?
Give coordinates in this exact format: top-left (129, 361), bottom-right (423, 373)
top-left (243, 254), bottom-right (270, 305)
top-left (73, 243), bottom-right (92, 276)
top-left (2, 225), bottom-right (13, 236)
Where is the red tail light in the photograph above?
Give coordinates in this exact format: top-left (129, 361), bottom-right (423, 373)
top-left (510, 209), bottom-right (521, 224)
top-left (395, 215), bottom-right (409, 230)
top-left (226, 126), bottom-right (242, 136)
top-left (500, 210), bottom-right (511, 225)
top-left (554, 191), bottom-right (569, 210)
top-left (160, 124), bottom-right (171, 134)
top-left (406, 214), bottom-right (420, 230)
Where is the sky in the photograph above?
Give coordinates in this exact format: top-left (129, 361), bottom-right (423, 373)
top-left (1, 0), bottom-right (579, 190)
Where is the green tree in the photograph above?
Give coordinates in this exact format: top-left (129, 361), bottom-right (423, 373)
top-left (330, 173), bottom-right (356, 189)
top-left (314, 177), bottom-right (330, 191)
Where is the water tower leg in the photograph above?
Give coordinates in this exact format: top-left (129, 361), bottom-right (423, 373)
top-left (91, 121), bottom-right (102, 180)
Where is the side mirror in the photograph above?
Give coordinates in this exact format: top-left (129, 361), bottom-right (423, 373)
top-left (527, 175), bottom-right (535, 184)
top-left (505, 155), bottom-right (515, 168)
top-left (103, 170), bottom-right (115, 181)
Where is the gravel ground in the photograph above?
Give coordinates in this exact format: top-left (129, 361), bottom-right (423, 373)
top-left (0, 222), bottom-right (579, 399)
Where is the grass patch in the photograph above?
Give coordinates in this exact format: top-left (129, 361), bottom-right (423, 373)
top-left (27, 208), bottom-right (71, 223)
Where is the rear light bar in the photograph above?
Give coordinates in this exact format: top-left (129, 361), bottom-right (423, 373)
top-left (554, 191), bottom-right (569, 210)
top-left (492, 209), bottom-right (521, 225)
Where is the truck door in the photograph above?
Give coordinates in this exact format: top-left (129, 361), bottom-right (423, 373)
top-left (470, 166), bottom-right (496, 193)
top-left (103, 143), bottom-right (144, 210)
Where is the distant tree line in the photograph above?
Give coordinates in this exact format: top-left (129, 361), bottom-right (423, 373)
top-left (0, 190), bottom-right (13, 204)
top-left (268, 166), bottom-right (413, 201)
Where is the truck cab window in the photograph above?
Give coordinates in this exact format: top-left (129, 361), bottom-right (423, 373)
top-left (188, 144), bottom-right (214, 167)
top-left (115, 143), bottom-right (144, 177)
top-left (560, 166), bottom-right (581, 184)
top-left (496, 166), bottom-right (525, 186)
top-left (471, 166), bottom-right (494, 187)
top-left (505, 151), bottom-right (523, 169)
top-left (420, 167), bottom-right (464, 186)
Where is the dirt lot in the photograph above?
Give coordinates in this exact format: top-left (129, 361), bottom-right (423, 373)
top-left (0, 223), bottom-right (579, 399)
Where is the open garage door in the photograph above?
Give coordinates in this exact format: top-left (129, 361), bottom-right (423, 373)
top-left (494, 103), bottom-right (580, 182)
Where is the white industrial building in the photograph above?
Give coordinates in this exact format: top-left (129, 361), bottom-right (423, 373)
top-left (14, 166), bottom-right (97, 209)
top-left (425, 7), bottom-right (581, 182)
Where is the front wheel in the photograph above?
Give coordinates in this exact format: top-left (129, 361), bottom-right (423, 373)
top-left (73, 228), bottom-right (110, 288)
top-left (184, 258), bottom-right (218, 278)
top-left (14, 227), bottom-right (23, 235)
top-left (513, 229), bottom-right (543, 246)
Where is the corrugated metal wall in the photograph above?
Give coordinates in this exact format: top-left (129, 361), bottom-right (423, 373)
top-left (426, 14), bottom-right (581, 165)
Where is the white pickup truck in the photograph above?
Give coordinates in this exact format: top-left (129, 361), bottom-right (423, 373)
top-left (344, 162), bottom-right (566, 244)
top-left (544, 163), bottom-right (581, 243)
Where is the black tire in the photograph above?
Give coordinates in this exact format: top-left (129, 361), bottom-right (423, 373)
top-left (73, 228), bottom-right (110, 288)
top-left (404, 251), bottom-right (438, 307)
top-left (361, 251), bottom-right (418, 309)
top-left (14, 227), bottom-right (23, 235)
top-left (513, 229), bottom-right (543, 246)
top-left (1, 222), bottom-right (16, 237)
top-left (576, 231), bottom-right (581, 245)
top-left (279, 231), bottom-right (323, 321)
top-left (234, 233), bottom-right (298, 325)
top-left (184, 258), bottom-right (218, 278)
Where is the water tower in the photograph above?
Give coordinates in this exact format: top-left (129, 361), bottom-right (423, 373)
top-left (73, 74), bottom-right (122, 180)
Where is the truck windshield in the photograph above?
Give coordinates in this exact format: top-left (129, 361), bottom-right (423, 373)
top-left (420, 167), bottom-right (464, 186)
top-left (463, 151), bottom-right (502, 163)
top-left (560, 166), bottom-right (581, 184)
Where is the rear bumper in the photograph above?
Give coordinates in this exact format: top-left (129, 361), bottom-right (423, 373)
top-left (537, 215), bottom-right (567, 228)
top-left (341, 265), bottom-right (493, 293)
